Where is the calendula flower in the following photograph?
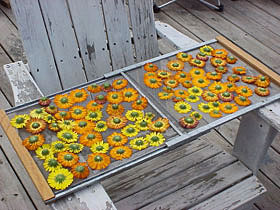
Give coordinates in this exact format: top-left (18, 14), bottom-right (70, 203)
top-left (135, 118), bottom-right (151, 131)
top-left (110, 146), bottom-right (132, 160)
top-left (182, 80), bottom-right (193, 88)
top-left (145, 112), bottom-right (155, 120)
top-left (172, 96), bottom-right (184, 103)
top-left (158, 92), bottom-right (173, 100)
top-left (87, 84), bottom-right (101, 93)
top-left (208, 82), bottom-right (227, 94)
top-left (234, 95), bottom-right (251, 106)
top-left (189, 59), bottom-right (206, 68)
top-left (200, 45), bottom-right (213, 55)
top-left (101, 82), bottom-right (113, 92)
top-left (192, 77), bottom-right (210, 88)
top-left (227, 74), bottom-right (240, 83)
top-left (241, 76), bottom-right (257, 84)
top-left (107, 91), bottom-right (123, 104)
top-left (218, 92), bottom-right (234, 102)
top-left (144, 72), bottom-right (156, 79)
top-left (121, 124), bottom-right (139, 137)
top-left (10, 114), bottom-right (30, 128)
top-left (43, 157), bottom-right (62, 172)
top-left (125, 110), bottom-right (144, 121)
top-left (30, 108), bottom-right (48, 119)
top-left (220, 102), bottom-right (239, 114)
top-left (22, 134), bottom-right (45, 150)
top-left (69, 88), bottom-right (88, 103)
top-left (107, 132), bottom-right (128, 147)
top-left (95, 94), bottom-right (107, 104)
top-left (209, 110), bottom-right (223, 118)
top-left (196, 52), bottom-right (209, 61)
top-left (57, 151), bottom-right (79, 167)
top-left (225, 82), bottom-right (237, 92)
top-left (51, 141), bottom-right (67, 153)
top-left (146, 132), bottom-right (165, 146)
top-left (106, 103), bottom-right (125, 115)
top-left (45, 105), bottom-right (58, 115)
top-left (71, 163), bottom-right (90, 179)
top-left (144, 76), bottom-right (162, 89)
top-left (57, 130), bottom-right (78, 143)
top-left (174, 71), bottom-right (191, 83)
top-left (90, 141), bottom-right (109, 154)
top-left (112, 78), bottom-right (128, 90)
top-left (179, 117), bottom-right (199, 129)
top-left (131, 97), bottom-right (148, 110)
top-left (86, 100), bottom-right (103, 111)
top-left (149, 118), bottom-right (170, 132)
top-left (190, 111), bottom-right (203, 120)
top-left (255, 87), bottom-right (270, 97)
top-left (94, 121), bottom-right (108, 132)
top-left (74, 120), bottom-right (95, 134)
top-left (122, 88), bottom-right (139, 102)
top-left (43, 114), bottom-right (56, 124)
top-left (176, 52), bottom-right (193, 62)
top-left (164, 78), bottom-right (179, 88)
top-left (107, 115), bottom-right (128, 129)
top-left (232, 66), bottom-right (247, 75)
top-left (58, 119), bottom-right (76, 130)
top-left (38, 97), bottom-right (51, 107)
top-left (35, 144), bottom-right (53, 160)
top-left (48, 122), bottom-right (60, 132)
top-left (198, 103), bottom-right (212, 113)
top-left (186, 95), bottom-right (200, 103)
top-left (87, 153), bottom-right (111, 170)
top-left (70, 106), bottom-right (87, 120)
top-left (130, 137), bottom-right (149, 150)
top-left (174, 89), bottom-right (189, 98)
top-left (201, 91), bottom-right (219, 102)
top-left (85, 110), bottom-right (103, 122)
top-left (47, 168), bottom-right (73, 190)
top-left (188, 86), bottom-right (203, 96)
top-left (210, 57), bottom-right (227, 67)
top-left (54, 111), bottom-right (71, 120)
top-left (79, 132), bottom-right (103, 147)
top-left (226, 55), bottom-right (237, 64)
top-left (157, 70), bottom-right (172, 79)
top-left (255, 75), bottom-right (270, 87)
top-left (144, 63), bottom-right (158, 72)
top-left (163, 86), bottom-right (174, 93)
top-left (174, 101), bottom-right (192, 114)
top-left (211, 49), bottom-right (228, 59)
top-left (67, 143), bottom-right (84, 153)
top-left (206, 72), bottom-right (222, 81)
top-left (167, 60), bottom-right (184, 71)
top-left (215, 66), bottom-right (228, 74)
top-left (235, 86), bottom-right (253, 97)
top-left (26, 118), bottom-right (47, 134)
top-left (208, 101), bottom-right (221, 110)
top-left (54, 94), bottom-right (74, 109)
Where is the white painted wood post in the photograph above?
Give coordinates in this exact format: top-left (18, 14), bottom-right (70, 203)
top-left (233, 110), bottom-right (277, 174)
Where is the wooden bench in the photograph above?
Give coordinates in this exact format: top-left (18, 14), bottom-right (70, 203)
top-left (0, 0), bottom-right (274, 209)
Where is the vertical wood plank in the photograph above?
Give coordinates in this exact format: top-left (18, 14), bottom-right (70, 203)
top-left (38, 0), bottom-right (87, 89)
top-left (128, 0), bottom-right (159, 62)
top-left (101, 0), bottom-right (134, 69)
top-left (67, 0), bottom-right (111, 81)
top-left (9, 0), bottom-right (62, 95)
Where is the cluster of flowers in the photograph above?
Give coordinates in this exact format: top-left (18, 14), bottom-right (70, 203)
top-left (143, 45), bottom-right (271, 128)
top-left (10, 78), bottom-right (170, 190)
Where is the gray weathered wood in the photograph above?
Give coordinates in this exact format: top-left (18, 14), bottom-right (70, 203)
top-left (101, 0), bottom-right (134, 69)
top-left (128, 0), bottom-right (159, 62)
top-left (258, 101), bottom-right (280, 131)
top-left (189, 176), bottom-right (265, 210)
top-left (9, 0), bottom-right (61, 94)
top-left (67, 0), bottom-right (112, 81)
top-left (38, 0), bottom-right (87, 89)
top-left (233, 111), bottom-right (278, 174)
top-left (247, 0), bottom-right (280, 21)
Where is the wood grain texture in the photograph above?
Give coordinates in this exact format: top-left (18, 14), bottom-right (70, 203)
top-left (0, 109), bottom-right (54, 201)
top-left (101, 0), bottom-right (134, 69)
top-left (67, 0), bottom-right (112, 81)
top-left (128, 0), bottom-right (159, 62)
top-left (38, 0), bottom-right (87, 89)
top-left (9, 0), bottom-right (61, 95)
top-left (0, 0), bottom-right (10, 8)
top-left (216, 35), bottom-right (280, 86)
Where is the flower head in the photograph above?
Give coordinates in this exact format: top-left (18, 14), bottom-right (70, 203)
top-left (10, 114), bottom-right (30, 128)
top-left (47, 168), bottom-right (73, 190)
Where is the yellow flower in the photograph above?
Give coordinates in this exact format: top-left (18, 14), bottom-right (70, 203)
top-left (70, 106), bottom-right (87, 120)
top-left (186, 95), bottom-right (200, 103)
top-left (51, 141), bottom-right (67, 153)
top-left (208, 101), bottom-right (221, 110)
top-left (90, 141), bottom-right (109, 154)
top-left (10, 114), bottom-right (30, 128)
top-left (35, 144), bottom-right (54, 160)
top-left (121, 124), bottom-right (139, 137)
top-left (94, 121), bottom-right (108, 132)
top-left (198, 103), bottom-right (213, 113)
top-left (188, 86), bottom-right (203, 96)
top-left (158, 92), bottom-right (173, 100)
top-left (47, 168), bottom-right (73, 190)
top-left (43, 157), bottom-right (62, 172)
top-left (208, 82), bottom-right (227, 94)
top-left (58, 119), bottom-right (76, 130)
top-left (67, 143), bottom-right (84, 153)
top-left (135, 118), bottom-right (151, 131)
top-left (85, 110), bottom-right (103, 122)
top-left (43, 114), bottom-right (56, 124)
top-left (125, 110), bottom-right (144, 121)
top-left (144, 112), bottom-right (155, 121)
top-left (30, 108), bottom-right (47, 119)
top-left (174, 101), bottom-right (192, 114)
top-left (146, 132), bottom-right (165, 147)
top-left (200, 45), bottom-right (214, 55)
top-left (190, 111), bottom-right (203, 120)
top-left (130, 137), bottom-right (149, 150)
top-left (57, 130), bottom-right (78, 143)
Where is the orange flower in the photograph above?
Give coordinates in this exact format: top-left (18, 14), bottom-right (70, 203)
top-left (158, 92), bottom-right (173, 100)
top-left (234, 95), bottom-right (251, 106)
top-left (174, 71), bottom-right (191, 83)
top-left (54, 111), bottom-right (71, 120)
top-left (69, 88), bottom-right (88, 103)
top-left (232, 66), bottom-right (246, 75)
top-left (144, 76), bottom-right (162, 89)
top-left (176, 52), bottom-right (192, 62)
top-left (209, 110), bottom-right (223, 118)
top-left (215, 66), bottom-right (228, 74)
top-left (144, 63), bottom-right (158, 72)
top-left (157, 70), bottom-right (172, 79)
top-left (226, 55), bottom-right (237, 64)
top-left (144, 72), bottom-right (157, 79)
top-left (86, 100), bottom-right (103, 111)
top-left (107, 132), bottom-right (128, 147)
top-left (26, 118), bottom-right (47, 134)
top-left (225, 82), bottom-right (237, 92)
top-left (45, 105), bottom-right (58, 115)
top-left (208, 82), bottom-right (227, 94)
top-left (80, 132), bottom-right (103, 147)
top-left (189, 68), bottom-right (205, 78)
top-left (235, 86), bottom-right (253, 97)
top-left (211, 49), bottom-right (228, 59)
top-left (131, 97), bottom-right (148, 110)
top-left (107, 115), bottom-right (128, 129)
top-left (54, 94), bottom-right (74, 109)
top-left (112, 78), bottom-right (128, 90)
top-left (87, 153), bottom-right (111, 170)
top-left (227, 74), bottom-right (240, 83)
top-left (87, 84), bottom-right (101, 93)
top-left (106, 103), bottom-right (125, 115)
top-left (201, 91), bottom-right (218, 102)
top-left (255, 87), bottom-right (270, 97)
top-left (22, 134), bottom-right (45, 150)
top-left (241, 76), bottom-right (257, 84)
top-left (107, 91), bottom-right (123, 104)
top-left (167, 60), bottom-right (184, 71)
top-left (71, 163), bottom-right (90, 179)
top-left (57, 152), bottom-right (79, 167)
top-left (101, 82), bottom-right (113, 92)
top-left (70, 106), bottom-right (87, 120)
top-left (189, 59), bottom-right (206, 68)
top-left (206, 72), bottom-right (222, 81)
top-left (74, 120), bottom-right (95, 134)
top-left (148, 118), bottom-right (170, 132)
top-left (48, 122), bottom-right (60, 132)
top-left (174, 89), bottom-right (189, 98)
top-left (255, 75), bottom-right (270, 87)
top-left (163, 78), bottom-right (179, 88)
top-left (181, 80), bottom-right (193, 88)
top-left (122, 88), bottom-right (139, 102)
top-left (192, 77), bottom-right (210, 88)
top-left (110, 146), bottom-right (132, 160)
top-left (210, 57), bottom-right (227, 67)
top-left (220, 102), bottom-right (238, 114)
